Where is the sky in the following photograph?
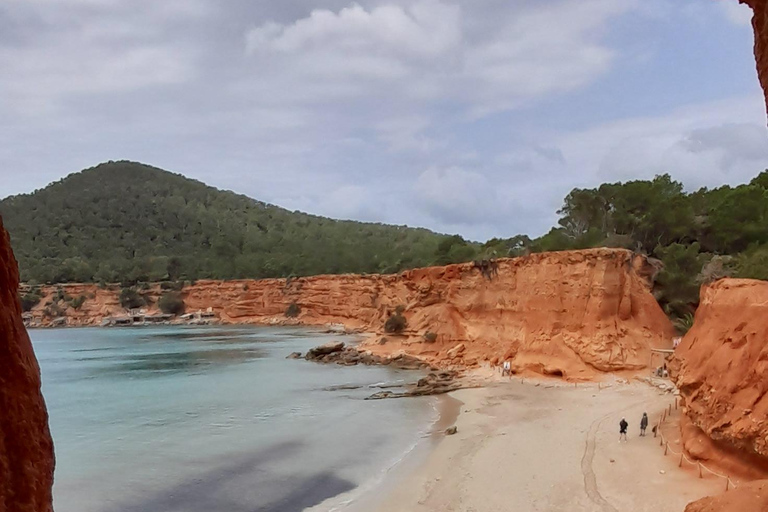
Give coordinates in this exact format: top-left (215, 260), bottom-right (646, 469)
top-left (1, 0), bottom-right (767, 241)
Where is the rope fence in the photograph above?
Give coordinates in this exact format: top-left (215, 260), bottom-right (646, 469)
top-left (655, 399), bottom-right (738, 492)
top-left (510, 376), bottom-right (741, 492)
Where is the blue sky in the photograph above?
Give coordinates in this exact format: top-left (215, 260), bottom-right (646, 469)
top-left (1, 0), bottom-right (766, 240)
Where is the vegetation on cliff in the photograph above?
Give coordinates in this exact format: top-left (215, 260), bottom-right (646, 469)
top-left (3, 160), bottom-right (768, 321)
top-left (516, 172), bottom-right (768, 319)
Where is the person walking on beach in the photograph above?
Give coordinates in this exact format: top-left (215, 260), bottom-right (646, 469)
top-left (619, 418), bottom-right (629, 442)
top-left (640, 412), bottom-right (649, 436)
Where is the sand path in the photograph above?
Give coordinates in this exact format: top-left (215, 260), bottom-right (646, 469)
top-left (377, 378), bottom-right (721, 512)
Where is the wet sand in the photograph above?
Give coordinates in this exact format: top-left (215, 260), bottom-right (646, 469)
top-left (377, 377), bottom-right (722, 512)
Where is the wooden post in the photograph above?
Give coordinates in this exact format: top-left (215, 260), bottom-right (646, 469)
top-left (679, 453), bottom-right (684, 467)
top-left (664, 442), bottom-right (669, 455)
top-left (726, 478), bottom-right (730, 491)
top-left (669, 404), bottom-right (672, 415)
top-left (698, 463), bottom-right (703, 478)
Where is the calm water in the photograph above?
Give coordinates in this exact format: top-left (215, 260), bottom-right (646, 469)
top-left (31, 326), bottom-right (437, 512)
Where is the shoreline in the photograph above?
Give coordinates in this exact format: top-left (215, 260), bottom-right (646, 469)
top-left (308, 392), bottom-right (464, 512)
top-left (374, 378), bottom-right (723, 512)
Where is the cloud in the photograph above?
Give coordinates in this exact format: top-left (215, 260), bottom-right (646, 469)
top-left (551, 96), bottom-right (768, 194)
top-left (0, 0), bottom-right (202, 114)
top-left (243, 0), bottom-right (635, 112)
top-left (413, 166), bottom-right (501, 224)
top-left (246, 1), bottom-right (461, 58)
top-left (0, 0), bottom-right (762, 244)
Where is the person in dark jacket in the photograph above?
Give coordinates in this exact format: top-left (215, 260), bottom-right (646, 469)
top-left (640, 412), bottom-right (649, 436)
top-left (619, 418), bottom-right (629, 442)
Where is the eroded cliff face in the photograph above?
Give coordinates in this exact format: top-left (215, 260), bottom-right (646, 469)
top-left (0, 217), bottom-right (54, 512)
top-left (671, 279), bottom-right (768, 479)
top-left (31, 249), bottom-right (674, 378)
top-left (684, 480), bottom-right (768, 512)
top-left (741, 0), bottom-right (768, 115)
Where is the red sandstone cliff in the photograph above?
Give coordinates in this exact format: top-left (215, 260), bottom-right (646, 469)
top-left (671, 279), bottom-right (768, 480)
top-left (30, 249), bottom-right (675, 379)
top-left (684, 480), bottom-right (768, 512)
top-left (0, 217), bottom-right (54, 512)
top-left (742, 0), bottom-right (768, 116)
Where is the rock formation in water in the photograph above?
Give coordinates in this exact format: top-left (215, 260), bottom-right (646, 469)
top-left (29, 249), bottom-right (675, 378)
top-left (0, 217), bottom-right (54, 512)
top-left (670, 279), bottom-right (768, 479)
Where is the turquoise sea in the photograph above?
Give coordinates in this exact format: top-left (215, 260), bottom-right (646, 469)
top-left (31, 326), bottom-right (437, 512)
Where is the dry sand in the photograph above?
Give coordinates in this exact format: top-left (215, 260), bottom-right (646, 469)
top-left (377, 377), bottom-right (721, 512)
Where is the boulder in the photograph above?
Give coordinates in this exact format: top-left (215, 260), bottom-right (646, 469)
top-left (445, 426), bottom-right (458, 435)
top-left (305, 341), bottom-right (345, 360)
top-left (286, 352), bottom-right (302, 359)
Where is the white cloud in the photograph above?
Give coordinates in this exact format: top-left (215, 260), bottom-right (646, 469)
top-left (247, 1), bottom-right (461, 57)
top-left (243, 0), bottom-right (636, 113)
top-left (0, 0), bottom-right (200, 114)
top-left (558, 95), bottom-right (768, 190)
top-left (0, 0), bottom-right (762, 243)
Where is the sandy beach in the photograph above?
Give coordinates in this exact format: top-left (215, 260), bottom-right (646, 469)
top-left (377, 377), bottom-right (722, 512)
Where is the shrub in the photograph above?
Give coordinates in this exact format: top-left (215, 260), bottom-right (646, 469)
top-left (384, 311), bottom-right (407, 334)
top-left (160, 281), bottom-right (184, 291)
top-left (158, 292), bottom-right (185, 315)
top-left (674, 312), bottom-right (696, 335)
top-left (736, 245), bottom-right (768, 280)
top-left (53, 287), bottom-right (72, 303)
top-left (423, 331), bottom-right (438, 343)
top-left (20, 292), bottom-right (42, 312)
top-left (698, 255), bottom-right (736, 284)
top-left (44, 303), bottom-right (66, 318)
top-left (285, 301), bottom-right (301, 318)
top-left (119, 288), bottom-right (146, 309)
top-left (70, 295), bottom-right (87, 310)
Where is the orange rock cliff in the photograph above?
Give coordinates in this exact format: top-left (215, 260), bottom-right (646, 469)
top-left (742, 0), bottom-right (768, 115)
top-left (670, 279), bottom-right (768, 480)
top-left (31, 249), bottom-right (675, 378)
top-left (0, 218), bottom-right (54, 512)
top-left (3, 1), bottom-right (768, 511)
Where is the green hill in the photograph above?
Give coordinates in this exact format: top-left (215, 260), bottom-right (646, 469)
top-left (5, 160), bottom-right (768, 326)
top-left (0, 161), bottom-right (458, 283)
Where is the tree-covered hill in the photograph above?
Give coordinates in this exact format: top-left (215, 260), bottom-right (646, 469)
top-left (4, 160), bottom-right (768, 326)
top-left (0, 161), bottom-right (454, 283)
